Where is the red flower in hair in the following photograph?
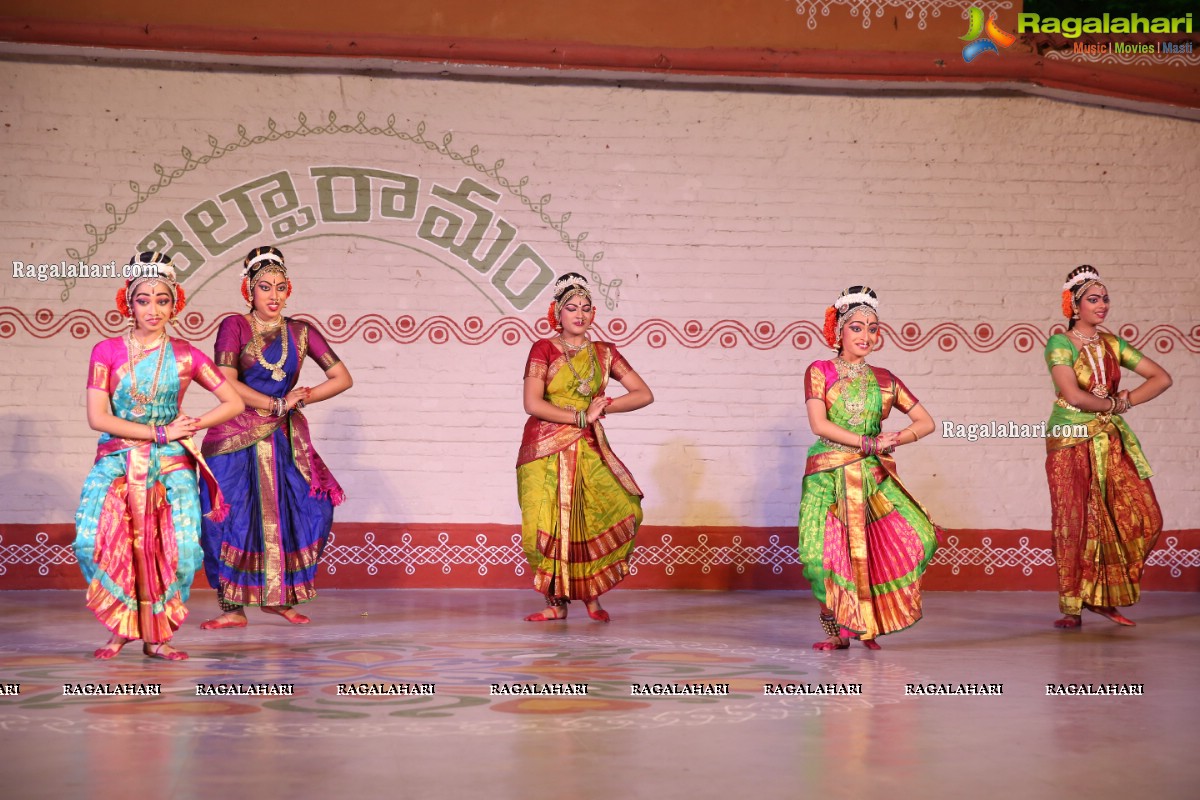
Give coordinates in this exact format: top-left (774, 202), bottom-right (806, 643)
top-left (1061, 289), bottom-right (1074, 319)
top-left (822, 306), bottom-right (839, 349)
top-left (546, 301), bottom-right (559, 331)
top-left (116, 284), bottom-right (131, 318)
top-left (286, 279), bottom-right (293, 298)
top-left (174, 285), bottom-right (187, 316)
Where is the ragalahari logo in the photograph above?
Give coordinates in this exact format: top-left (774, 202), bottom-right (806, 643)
top-left (960, 7), bottom-right (1017, 62)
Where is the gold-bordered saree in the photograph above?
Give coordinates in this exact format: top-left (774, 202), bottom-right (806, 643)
top-left (798, 359), bottom-right (939, 640)
top-left (517, 338), bottom-right (642, 600)
top-left (200, 316), bottom-right (344, 608)
top-left (1043, 332), bottom-right (1161, 615)
top-left (74, 336), bottom-right (228, 643)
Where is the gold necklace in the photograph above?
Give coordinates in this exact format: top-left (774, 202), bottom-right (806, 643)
top-left (249, 313), bottom-right (288, 381)
top-left (125, 329), bottom-right (169, 419)
top-left (559, 336), bottom-right (598, 397)
top-left (834, 356), bottom-right (870, 428)
top-left (1070, 328), bottom-right (1100, 344)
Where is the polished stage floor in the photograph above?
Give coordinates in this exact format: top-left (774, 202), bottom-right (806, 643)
top-left (1, 590), bottom-right (1197, 800)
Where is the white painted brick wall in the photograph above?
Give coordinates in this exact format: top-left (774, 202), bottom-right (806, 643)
top-left (1, 61), bottom-right (1197, 530)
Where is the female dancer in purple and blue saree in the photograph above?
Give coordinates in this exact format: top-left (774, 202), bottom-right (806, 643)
top-left (199, 246), bottom-right (353, 629)
top-left (74, 252), bottom-right (243, 661)
top-left (799, 286), bottom-right (938, 650)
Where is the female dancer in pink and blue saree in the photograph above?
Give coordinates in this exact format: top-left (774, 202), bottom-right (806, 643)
top-left (74, 252), bottom-right (243, 660)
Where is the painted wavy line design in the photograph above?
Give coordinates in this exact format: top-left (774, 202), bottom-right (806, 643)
top-left (1044, 50), bottom-right (1200, 67)
top-left (789, 0), bottom-right (1012, 31)
top-left (323, 531), bottom-right (527, 577)
top-left (0, 532), bottom-right (75, 577)
top-left (2, 308), bottom-right (1197, 354)
top-left (629, 534), bottom-right (800, 576)
top-left (934, 535), bottom-right (1198, 578)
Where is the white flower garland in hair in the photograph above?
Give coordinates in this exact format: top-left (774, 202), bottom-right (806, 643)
top-left (554, 274), bottom-right (588, 295)
top-left (243, 252), bottom-right (286, 277)
top-left (1063, 271), bottom-right (1100, 292)
top-left (835, 292), bottom-right (879, 311)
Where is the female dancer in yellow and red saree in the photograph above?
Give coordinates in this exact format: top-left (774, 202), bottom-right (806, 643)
top-left (74, 252), bottom-right (243, 660)
top-left (517, 273), bottom-right (653, 622)
top-left (198, 246), bottom-right (352, 629)
top-left (798, 287), bottom-right (938, 650)
top-left (1045, 266), bottom-right (1171, 629)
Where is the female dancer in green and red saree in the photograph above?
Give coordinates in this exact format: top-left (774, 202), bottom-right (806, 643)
top-left (798, 286), bottom-right (938, 650)
top-left (74, 252), bottom-right (243, 661)
top-left (1045, 266), bottom-right (1170, 629)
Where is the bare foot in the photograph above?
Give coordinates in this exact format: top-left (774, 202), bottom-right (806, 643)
top-left (143, 642), bottom-right (188, 661)
top-left (812, 635), bottom-right (850, 651)
top-left (861, 639), bottom-right (882, 650)
top-left (1054, 615), bottom-right (1082, 629)
top-left (585, 598), bottom-right (610, 622)
top-left (200, 610), bottom-right (248, 630)
top-left (262, 606), bottom-right (310, 625)
top-left (1086, 605), bottom-right (1135, 626)
top-left (93, 634), bottom-right (132, 660)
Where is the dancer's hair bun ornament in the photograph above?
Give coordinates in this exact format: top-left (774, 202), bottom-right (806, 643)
top-left (1062, 266), bottom-right (1101, 319)
top-left (553, 272), bottom-right (590, 299)
top-left (242, 245), bottom-right (286, 279)
top-left (121, 251), bottom-right (180, 313)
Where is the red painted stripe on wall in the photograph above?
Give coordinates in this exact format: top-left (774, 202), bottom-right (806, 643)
top-left (1, 19), bottom-right (1197, 112)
